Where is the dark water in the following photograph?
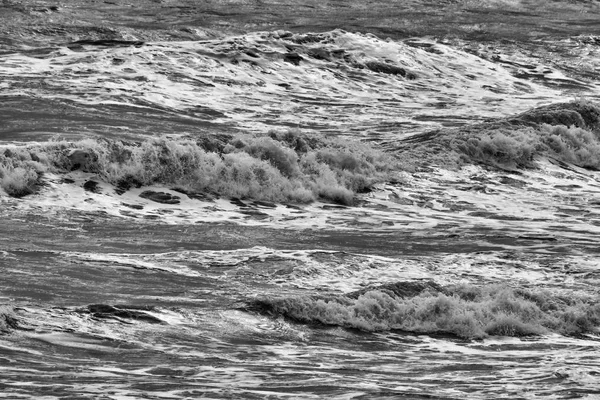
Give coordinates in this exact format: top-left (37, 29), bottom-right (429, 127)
top-left (2, 1), bottom-right (600, 399)
top-left (1, 210), bottom-right (599, 399)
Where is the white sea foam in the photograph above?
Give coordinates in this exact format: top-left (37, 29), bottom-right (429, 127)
top-left (0, 31), bottom-right (569, 139)
top-left (63, 251), bottom-right (203, 277)
top-left (6, 153), bottom-right (600, 259)
top-left (2, 23), bottom-right (600, 400)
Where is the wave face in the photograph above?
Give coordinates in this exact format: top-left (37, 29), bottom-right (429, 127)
top-left (3, 2), bottom-right (600, 399)
top-left (395, 100), bottom-right (600, 169)
top-left (0, 130), bottom-right (395, 204)
top-left (2, 243), bottom-right (600, 399)
top-left (246, 281), bottom-right (600, 339)
top-left (0, 30), bottom-right (572, 142)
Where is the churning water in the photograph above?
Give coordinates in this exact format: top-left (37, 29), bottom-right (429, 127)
top-left (1, 1), bottom-right (600, 398)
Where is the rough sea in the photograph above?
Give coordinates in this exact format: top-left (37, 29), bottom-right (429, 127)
top-left (1, 1), bottom-right (600, 398)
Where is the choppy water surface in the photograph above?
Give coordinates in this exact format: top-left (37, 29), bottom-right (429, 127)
top-left (2, 220), bottom-right (600, 399)
top-left (2, 1), bottom-right (600, 399)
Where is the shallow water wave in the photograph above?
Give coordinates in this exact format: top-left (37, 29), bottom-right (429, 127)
top-left (0, 130), bottom-right (395, 205)
top-left (5, 145), bottom-right (600, 254)
top-left (450, 36), bottom-right (600, 94)
top-left (3, 103), bottom-right (600, 246)
top-left (0, 30), bottom-right (565, 141)
top-left (4, 244), bottom-right (599, 307)
top-left (3, 299), bottom-right (599, 399)
top-left (4, 5), bottom-right (600, 398)
top-left (2, 231), bottom-right (600, 398)
top-left (1, 335), bottom-right (597, 399)
top-left (246, 281), bottom-right (600, 339)
top-left (392, 100), bottom-right (600, 169)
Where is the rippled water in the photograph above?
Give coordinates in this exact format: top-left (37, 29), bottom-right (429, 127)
top-left (1, 207), bottom-right (600, 398)
top-left (2, 0), bottom-right (600, 399)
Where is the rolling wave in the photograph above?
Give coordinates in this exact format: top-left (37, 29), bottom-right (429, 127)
top-left (0, 129), bottom-right (395, 204)
top-left (245, 281), bottom-right (600, 339)
top-left (394, 100), bottom-right (600, 170)
top-left (0, 30), bottom-right (566, 141)
top-left (3, 100), bottom-right (600, 204)
top-left (3, 4), bottom-right (600, 399)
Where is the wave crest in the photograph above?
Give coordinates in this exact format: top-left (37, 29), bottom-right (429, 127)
top-left (244, 281), bottom-right (600, 339)
top-left (397, 100), bottom-right (600, 170)
top-left (0, 130), bottom-right (396, 204)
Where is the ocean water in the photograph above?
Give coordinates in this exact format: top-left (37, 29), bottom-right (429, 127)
top-left (1, 1), bottom-right (600, 399)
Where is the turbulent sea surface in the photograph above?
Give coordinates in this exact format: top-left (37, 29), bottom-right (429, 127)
top-left (2, 1), bottom-right (600, 399)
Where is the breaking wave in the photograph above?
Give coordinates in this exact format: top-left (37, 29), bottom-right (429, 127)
top-left (244, 281), bottom-right (600, 339)
top-left (0, 28), bottom-right (564, 140)
top-left (397, 100), bottom-right (600, 170)
top-left (0, 130), bottom-right (396, 204)
top-left (3, 100), bottom-right (600, 206)
top-left (4, 101), bottom-right (600, 204)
